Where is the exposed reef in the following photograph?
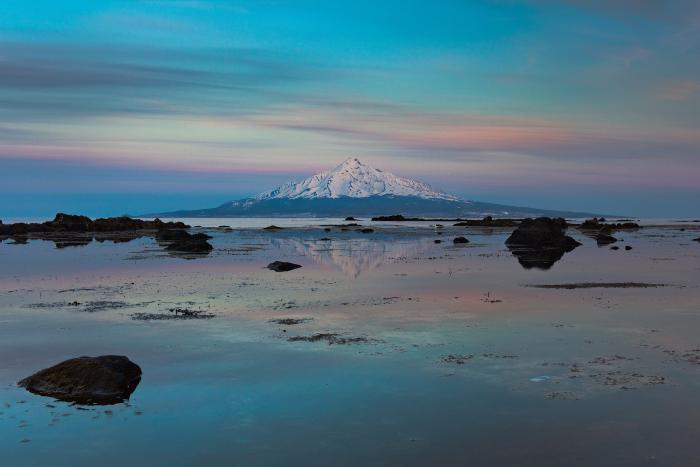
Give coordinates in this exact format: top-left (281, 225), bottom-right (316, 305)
top-left (505, 217), bottom-right (582, 270)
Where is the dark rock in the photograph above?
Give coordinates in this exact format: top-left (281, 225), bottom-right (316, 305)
top-left (166, 237), bottom-right (213, 253)
top-left (287, 333), bottom-right (369, 345)
top-left (596, 233), bottom-right (618, 246)
top-left (263, 225), bottom-right (284, 230)
top-left (453, 236), bottom-right (469, 244)
top-left (158, 228), bottom-right (213, 253)
top-left (610, 246), bottom-right (620, 250)
top-left (693, 237), bottom-right (700, 243)
top-left (94, 216), bottom-right (147, 232)
top-left (453, 216), bottom-right (518, 227)
top-left (324, 228), bottom-right (331, 232)
top-left (18, 356), bottom-right (141, 405)
top-left (93, 234), bottom-right (140, 244)
top-left (156, 229), bottom-right (191, 241)
top-left (344, 217), bottom-right (357, 221)
top-left (625, 245), bottom-right (633, 251)
top-left (0, 214), bottom-right (188, 237)
top-left (54, 238), bottom-right (92, 249)
top-left (506, 217), bottom-right (575, 247)
top-left (434, 239), bottom-right (442, 244)
top-left (579, 218), bottom-right (640, 231)
top-left (505, 217), bottom-right (582, 270)
top-left (579, 218), bottom-right (603, 230)
top-left (131, 308), bottom-right (215, 320)
top-left (267, 261), bottom-right (302, 272)
top-left (48, 213), bottom-right (93, 232)
top-left (371, 214), bottom-right (406, 221)
top-left (360, 228), bottom-right (374, 233)
top-left (269, 318), bottom-right (311, 325)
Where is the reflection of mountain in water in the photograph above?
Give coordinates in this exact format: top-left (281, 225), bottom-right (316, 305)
top-left (270, 237), bottom-right (433, 278)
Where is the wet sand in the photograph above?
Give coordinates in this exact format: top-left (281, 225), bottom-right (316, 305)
top-left (1, 222), bottom-right (700, 466)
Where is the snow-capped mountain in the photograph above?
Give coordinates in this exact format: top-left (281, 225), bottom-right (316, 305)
top-left (148, 158), bottom-right (601, 218)
top-left (256, 158), bottom-right (458, 201)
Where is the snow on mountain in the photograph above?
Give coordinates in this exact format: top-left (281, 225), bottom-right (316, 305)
top-left (255, 158), bottom-right (459, 201)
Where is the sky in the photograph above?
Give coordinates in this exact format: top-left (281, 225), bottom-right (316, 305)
top-left (1, 0), bottom-right (699, 218)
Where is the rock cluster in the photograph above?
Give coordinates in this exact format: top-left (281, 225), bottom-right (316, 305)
top-left (0, 213), bottom-right (187, 236)
top-left (578, 218), bottom-right (640, 231)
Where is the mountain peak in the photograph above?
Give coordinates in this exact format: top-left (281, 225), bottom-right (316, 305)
top-left (255, 159), bottom-right (458, 201)
top-left (338, 157), bottom-right (362, 167)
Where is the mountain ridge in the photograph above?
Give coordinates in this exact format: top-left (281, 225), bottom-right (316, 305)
top-left (145, 158), bottom-right (604, 218)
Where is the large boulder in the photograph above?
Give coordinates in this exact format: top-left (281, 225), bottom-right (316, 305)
top-left (505, 217), bottom-right (579, 248)
top-left (505, 217), bottom-right (582, 270)
top-left (18, 355), bottom-right (142, 405)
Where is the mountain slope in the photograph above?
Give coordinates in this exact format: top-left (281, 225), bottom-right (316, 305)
top-left (147, 158), bottom-right (602, 218)
top-left (256, 158), bottom-right (458, 201)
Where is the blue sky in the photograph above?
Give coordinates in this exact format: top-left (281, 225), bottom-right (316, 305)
top-left (1, 0), bottom-right (698, 217)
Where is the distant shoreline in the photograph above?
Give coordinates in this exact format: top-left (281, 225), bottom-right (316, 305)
top-left (2, 215), bottom-right (698, 229)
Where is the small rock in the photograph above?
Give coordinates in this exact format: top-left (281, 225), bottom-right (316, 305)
top-left (166, 238), bottom-right (213, 253)
top-left (453, 236), bottom-right (469, 244)
top-left (267, 261), bottom-right (302, 272)
top-left (596, 233), bottom-right (618, 246)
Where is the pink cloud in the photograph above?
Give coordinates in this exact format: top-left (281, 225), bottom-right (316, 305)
top-left (657, 80), bottom-right (700, 101)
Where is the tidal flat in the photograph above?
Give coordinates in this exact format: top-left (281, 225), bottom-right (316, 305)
top-left (1, 219), bottom-right (700, 466)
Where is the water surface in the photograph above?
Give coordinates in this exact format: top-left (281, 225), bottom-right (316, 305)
top-left (1, 221), bottom-right (699, 466)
